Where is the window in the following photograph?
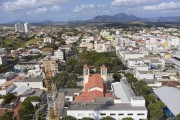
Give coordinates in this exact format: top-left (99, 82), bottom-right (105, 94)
top-left (118, 113), bottom-right (124, 116)
top-left (100, 113), bottom-right (106, 116)
top-left (89, 113), bottom-right (94, 116)
top-left (78, 113), bottom-right (84, 116)
top-left (137, 113), bottom-right (144, 116)
top-left (110, 113), bottom-right (116, 116)
top-left (128, 113), bottom-right (133, 116)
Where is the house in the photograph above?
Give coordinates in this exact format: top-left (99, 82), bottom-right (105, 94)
top-left (42, 48), bottom-right (53, 56)
top-left (0, 72), bottom-right (17, 85)
top-left (20, 88), bottom-right (44, 102)
top-left (13, 76), bottom-right (45, 90)
top-left (14, 62), bottom-right (41, 73)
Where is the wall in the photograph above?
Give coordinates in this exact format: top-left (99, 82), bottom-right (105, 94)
top-left (67, 109), bottom-right (147, 120)
top-left (14, 82), bottom-right (45, 90)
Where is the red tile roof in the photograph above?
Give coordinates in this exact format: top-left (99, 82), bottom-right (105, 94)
top-left (75, 73), bottom-right (115, 102)
top-left (84, 74), bottom-right (104, 92)
top-left (75, 90), bottom-right (104, 102)
top-left (83, 64), bottom-right (89, 70)
top-left (101, 64), bottom-right (107, 69)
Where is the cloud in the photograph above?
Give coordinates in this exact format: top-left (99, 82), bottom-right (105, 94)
top-left (73, 4), bottom-right (95, 13)
top-left (51, 5), bottom-right (61, 12)
top-left (73, 4), bottom-right (105, 13)
top-left (143, 2), bottom-right (180, 11)
top-left (27, 7), bottom-right (48, 15)
top-left (3, 0), bottom-right (37, 11)
top-left (112, 0), bottom-right (156, 5)
top-left (44, 0), bottom-right (69, 4)
top-left (2, 0), bottom-right (69, 11)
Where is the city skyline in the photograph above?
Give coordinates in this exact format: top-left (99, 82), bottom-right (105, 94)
top-left (0, 0), bottom-right (180, 23)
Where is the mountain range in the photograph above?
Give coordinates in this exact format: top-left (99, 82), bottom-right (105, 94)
top-left (3, 13), bottom-right (180, 25)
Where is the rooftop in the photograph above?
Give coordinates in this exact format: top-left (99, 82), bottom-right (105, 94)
top-left (154, 86), bottom-right (180, 116)
top-left (68, 102), bottom-right (147, 111)
top-left (59, 89), bottom-right (81, 96)
top-left (111, 80), bottom-right (135, 102)
top-left (21, 88), bottom-right (44, 97)
top-left (15, 76), bottom-right (44, 82)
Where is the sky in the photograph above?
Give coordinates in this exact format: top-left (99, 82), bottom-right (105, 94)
top-left (0, 0), bottom-right (180, 23)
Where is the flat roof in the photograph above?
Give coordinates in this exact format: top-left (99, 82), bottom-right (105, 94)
top-left (59, 89), bottom-right (81, 96)
top-left (15, 76), bottom-right (43, 82)
top-left (68, 102), bottom-right (147, 111)
top-left (21, 88), bottom-right (44, 97)
top-left (154, 86), bottom-right (180, 116)
top-left (111, 80), bottom-right (135, 102)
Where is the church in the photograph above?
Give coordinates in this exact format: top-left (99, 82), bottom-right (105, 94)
top-left (74, 64), bottom-right (115, 102)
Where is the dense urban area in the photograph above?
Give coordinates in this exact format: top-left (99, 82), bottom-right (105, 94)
top-left (0, 22), bottom-right (179, 120)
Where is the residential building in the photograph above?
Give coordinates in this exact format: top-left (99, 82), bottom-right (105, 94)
top-left (13, 76), bottom-right (45, 90)
top-left (0, 55), bottom-right (7, 65)
top-left (42, 48), bottom-right (53, 56)
top-left (43, 37), bottom-right (53, 43)
top-left (42, 57), bottom-right (59, 73)
top-left (53, 48), bottom-right (64, 61)
top-left (24, 22), bottom-right (30, 33)
top-left (0, 72), bottom-right (17, 85)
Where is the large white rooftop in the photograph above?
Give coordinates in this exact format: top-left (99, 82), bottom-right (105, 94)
top-left (154, 86), bottom-right (180, 116)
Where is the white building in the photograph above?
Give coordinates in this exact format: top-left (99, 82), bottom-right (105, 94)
top-left (13, 77), bottom-right (45, 90)
top-left (134, 68), bottom-right (155, 80)
top-left (127, 58), bottom-right (144, 68)
top-left (24, 22), bottom-right (30, 33)
top-left (53, 48), bottom-right (64, 61)
top-left (67, 80), bottom-right (147, 120)
top-left (81, 37), bottom-right (94, 43)
top-left (15, 22), bottom-right (30, 33)
top-left (0, 55), bottom-right (7, 65)
top-left (15, 23), bottom-right (24, 32)
top-left (43, 37), bottom-right (53, 43)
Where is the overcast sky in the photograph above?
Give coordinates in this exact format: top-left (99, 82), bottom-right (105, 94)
top-left (0, 0), bottom-right (180, 23)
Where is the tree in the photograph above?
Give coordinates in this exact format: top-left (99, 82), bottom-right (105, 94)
top-left (113, 73), bottom-right (122, 82)
top-left (176, 114), bottom-right (180, 120)
top-left (101, 116), bottom-right (114, 120)
top-left (38, 112), bottom-right (46, 120)
top-left (73, 65), bottom-right (83, 74)
top-left (133, 80), bottom-right (152, 96)
top-left (126, 76), bottom-right (138, 84)
top-left (66, 65), bottom-right (73, 73)
top-left (176, 71), bottom-right (179, 76)
top-left (148, 102), bottom-right (164, 120)
top-left (0, 111), bottom-right (13, 120)
top-left (122, 117), bottom-right (133, 120)
top-left (66, 81), bottom-right (77, 88)
top-left (82, 117), bottom-right (94, 120)
top-left (61, 115), bottom-right (76, 120)
top-left (3, 93), bottom-right (16, 104)
top-left (70, 73), bottom-right (78, 81)
top-left (144, 93), bottom-right (158, 104)
top-left (19, 97), bottom-right (37, 120)
top-left (19, 102), bottom-right (35, 120)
